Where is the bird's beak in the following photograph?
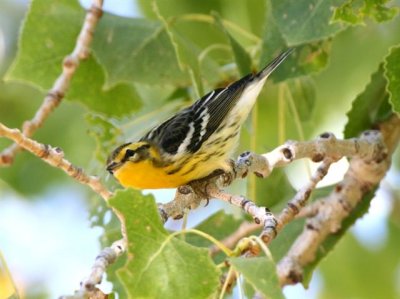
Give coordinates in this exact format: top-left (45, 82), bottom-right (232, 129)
top-left (106, 162), bottom-right (121, 174)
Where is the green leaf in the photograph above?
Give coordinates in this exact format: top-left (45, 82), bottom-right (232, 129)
top-left (366, 0), bottom-right (399, 22)
top-left (332, 0), bottom-right (365, 24)
top-left (260, 0), bottom-right (332, 82)
top-left (185, 210), bottom-right (245, 263)
top-left (152, 1), bottom-right (205, 97)
top-left (6, 0), bottom-right (141, 116)
top-left (85, 113), bottom-right (122, 163)
top-left (186, 211), bottom-right (244, 248)
top-left (230, 257), bottom-right (285, 299)
top-left (109, 189), bottom-right (220, 299)
top-left (344, 65), bottom-right (392, 138)
top-left (93, 12), bottom-right (221, 92)
top-left (332, 0), bottom-right (399, 25)
top-left (88, 195), bottom-right (127, 298)
top-left (212, 12), bottom-right (252, 76)
top-left (385, 45), bottom-right (400, 114)
top-left (137, 0), bottom-right (266, 46)
top-left (68, 56), bottom-right (142, 116)
top-left (93, 13), bottom-right (186, 86)
top-left (285, 77), bottom-right (317, 121)
top-left (254, 169), bottom-right (296, 207)
top-left (6, 0), bottom-right (84, 89)
top-left (271, 0), bottom-right (345, 46)
top-left (319, 218), bottom-right (400, 299)
top-left (269, 218), bottom-right (305, 261)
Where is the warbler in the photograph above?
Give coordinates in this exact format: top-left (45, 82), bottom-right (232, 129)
top-left (107, 49), bottom-right (292, 189)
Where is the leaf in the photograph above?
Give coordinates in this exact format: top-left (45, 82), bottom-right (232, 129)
top-left (93, 14), bottom-right (186, 86)
top-left (185, 210), bottom-right (245, 263)
top-left (93, 12), bottom-right (221, 92)
top-left (384, 45), bottom-right (400, 114)
top-left (137, 0), bottom-right (266, 44)
top-left (68, 56), bottom-right (142, 116)
top-left (332, 0), bottom-right (399, 25)
top-left (152, 1), bottom-right (205, 97)
top-left (332, 0), bottom-right (365, 24)
top-left (185, 211), bottom-right (244, 248)
top-left (88, 194), bottom-right (127, 298)
top-left (255, 169), bottom-right (296, 207)
top-left (230, 257), bottom-right (285, 299)
top-left (344, 65), bottom-right (392, 138)
top-left (6, 0), bottom-right (142, 116)
top-left (366, 0), bottom-right (399, 22)
top-left (271, 0), bottom-right (346, 46)
top-left (6, 0), bottom-right (84, 89)
top-left (286, 77), bottom-right (317, 121)
top-left (260, 0), bottom-right (332, 82)
top-left (109, 189), bottom-right (220, 299)
top-left (212, 12), bottom-right (252, 76)
top-left (319, 231), bottom-right (400, 299)
top-left (268, 219), bottom-right (305, 261)
top-left (85, 113), bottom-right (122, 163)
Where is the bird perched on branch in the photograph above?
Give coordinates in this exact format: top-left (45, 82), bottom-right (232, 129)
top-left (107, 49), bottom-right (292, 189)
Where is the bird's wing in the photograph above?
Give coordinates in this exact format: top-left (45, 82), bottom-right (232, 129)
top-left (141, 75), bottom-right (252, 155)
top-left (137, 49), bottom-right (293, 157)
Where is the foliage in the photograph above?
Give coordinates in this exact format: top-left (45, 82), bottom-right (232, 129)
top-left (1, 0), bottom-right (400, 298)
top-left (109, 189), bottom-right (220, 298)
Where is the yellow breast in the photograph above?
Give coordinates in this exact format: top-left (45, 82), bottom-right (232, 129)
top-left (113, 155), bottom-right (231, 189)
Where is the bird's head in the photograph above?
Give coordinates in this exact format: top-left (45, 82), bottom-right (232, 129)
top-left (106, 141), bottom-right (159, 175)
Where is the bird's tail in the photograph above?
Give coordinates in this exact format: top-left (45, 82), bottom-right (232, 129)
top-left (256, 48), bottom-right (293, 79)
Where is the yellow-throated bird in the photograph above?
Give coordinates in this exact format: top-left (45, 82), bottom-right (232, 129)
top-left (107, 49), bottom-right (292, 189)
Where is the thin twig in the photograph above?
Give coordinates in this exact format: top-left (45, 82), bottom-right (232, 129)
top-left (0, 122), bottom-right (127, 297)
top-left (210, 159), bottom-right (332, 256)
top-left (260, 159), bottom-right (333, 244)
top-left (0, 0), bottom-right (104, 166)
top-left (0, 123), bottom-right (111, 200)
top-left (209, 222), bottom-right (261, 256)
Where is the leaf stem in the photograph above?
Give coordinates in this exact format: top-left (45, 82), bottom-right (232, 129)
top-left (198, 44), bottom-right (231, 64)
top-left (219, 265), bottom-right (235, 299)
top-left (284, 83), bottom-right (311, 178)
top-left (249, 236), bottom-right (274, 261)
top-left (170, 229), bottom-right (233, 256)
top-left (278, 84), bottom-right (286, 144)
top-left (249, 101), bottom-right (258, 202)
top-left (177, 14), bottom-right (261, 44)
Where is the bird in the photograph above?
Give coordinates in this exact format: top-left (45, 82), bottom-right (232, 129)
top-left (106, 49), bottom-right (292, 189)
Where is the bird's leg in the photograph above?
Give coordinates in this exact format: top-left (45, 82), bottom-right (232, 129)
top-left (220, 159), bottom-right (236, 186)
top-left (235, 151), bottom-right (271, 179)
top-left (188, 169), bottom-right (226, 206)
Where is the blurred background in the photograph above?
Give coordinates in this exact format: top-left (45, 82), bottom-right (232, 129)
top-left (1, 0), bottom-right (400, 298)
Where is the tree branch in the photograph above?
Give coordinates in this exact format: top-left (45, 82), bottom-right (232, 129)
top-left (0, 122), bottom-right (127, 298)
top-left (160, 129), bottom-right (388, 233)
top-left (277, 115), bottom-right (400, 286)
top-left (0, 0), bottom-right (104, 166)
top-left (0, 123), bottom-right (111, 199)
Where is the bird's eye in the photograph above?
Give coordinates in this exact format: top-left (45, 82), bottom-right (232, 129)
top-left (124, 149), bottom-right (136, 161)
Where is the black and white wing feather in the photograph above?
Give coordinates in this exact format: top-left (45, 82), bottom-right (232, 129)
top-left (140, 49), bottom-right (293, 156)
top-left (141, 74), bottom-right (252, 155)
